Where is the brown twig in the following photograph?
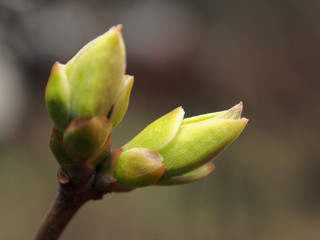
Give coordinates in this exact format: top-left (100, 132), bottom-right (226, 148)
top-left (34, 169), bottom-right (115, 240)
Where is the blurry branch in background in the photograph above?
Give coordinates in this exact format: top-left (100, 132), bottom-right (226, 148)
top-left (34, 25), bottom-right (247, 240)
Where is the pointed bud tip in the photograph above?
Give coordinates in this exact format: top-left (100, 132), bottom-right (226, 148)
top-left (242, 117), bottom-right (249, 122)
top-left (98, 25), bottom-right (123, 43)
top-left (48, 62), bottom-right (66, 81)
top-left (125, 75), bottom-right (134, 84)
top-left (115, 24), bottom-right (123, 30)
top-left (229, 101), bottom-right (243, 119)
top-left (173, 106), bottom-right (184, 117)
top-left (217, 102), bottom-right (244, 120)
top-left (107, 24), bottom-right (123, 35)
top-left (53, 61), bottom-right (65, 68)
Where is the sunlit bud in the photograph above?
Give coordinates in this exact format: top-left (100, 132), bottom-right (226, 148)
top-left (45, 26), bottom-right (134, 182)
top-left (120, 102), bottom-right (248, 184)
top-left (45, 25), bottom-right (132, 132)
top-left (65, 25), bottom-right (126, 120)
top-left (160, 102), bottom-right (248, 177)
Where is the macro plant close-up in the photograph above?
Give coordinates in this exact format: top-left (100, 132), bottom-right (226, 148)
top-left (1, 1), bottom-right (320, 240)
top-left (34, 25), bottom-right (247, 240)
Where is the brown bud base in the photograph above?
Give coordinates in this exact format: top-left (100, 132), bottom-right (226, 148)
top-left (34, 168), bottom-right (117, 240)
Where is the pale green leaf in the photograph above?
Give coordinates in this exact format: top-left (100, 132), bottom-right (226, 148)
top-left (109, 75), bottom-right (134, 129)
top-left (122, 107), bottom-right (185, 151)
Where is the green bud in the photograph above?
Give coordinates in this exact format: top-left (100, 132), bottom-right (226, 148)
top-left (45, 26), bottom-right (135, 182)
top-left (114, 148), bottom-right (166, 188)
top-left (63, 115), bottom-right (112, 161)
top-left (45, 25), bottom-right (132, 131)
top-left (50, 115), bottom-right (112, 181)
top-left (160, 102), bottom-right (247, 177)
top-left (121, 102), bottom-right (248, 182)
top-left (65, 25), bottom-right (125, 120)
top-left (158, 162), bottom-right (215, 185)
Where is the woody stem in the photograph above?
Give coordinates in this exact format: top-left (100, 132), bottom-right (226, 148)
top-left (33, 169), bottom-right (110, 240)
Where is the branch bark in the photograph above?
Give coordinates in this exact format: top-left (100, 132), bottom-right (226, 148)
top-left (34, 169), bottom-right (114, 240)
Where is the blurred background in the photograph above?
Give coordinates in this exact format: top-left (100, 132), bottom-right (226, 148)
top-left (0, 0), bottom-right (319, 239)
